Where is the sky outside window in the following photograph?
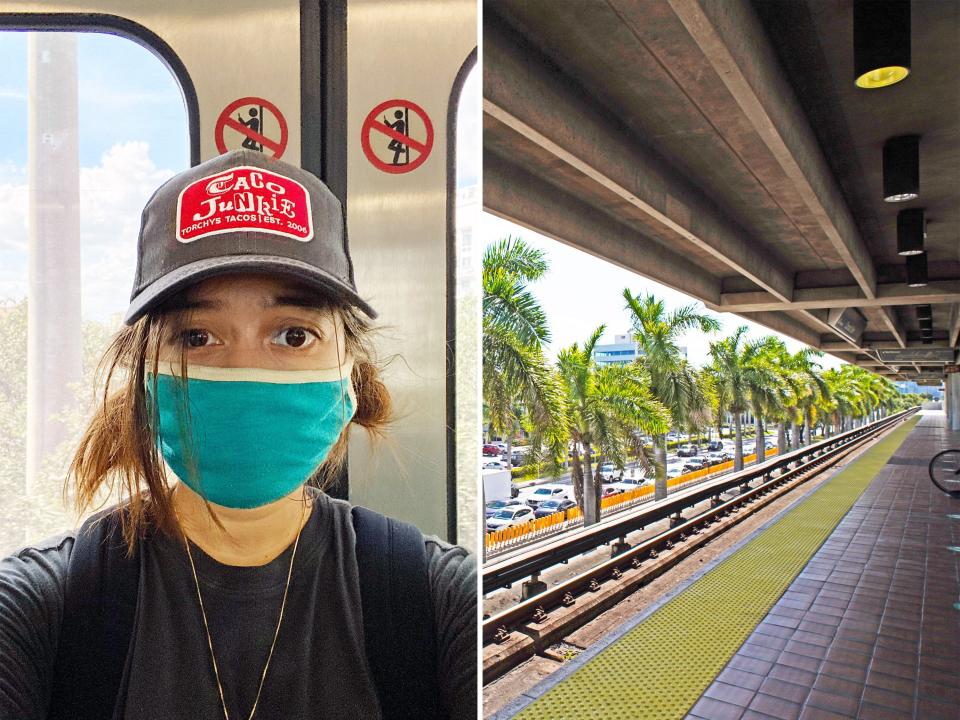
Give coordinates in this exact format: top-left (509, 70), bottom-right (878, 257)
top-left (0, 31), bottom-right (188, 323)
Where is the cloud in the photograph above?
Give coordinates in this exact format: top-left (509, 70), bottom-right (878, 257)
top-left (0, 142), bottom-right (178, 321)
top-left (0, 87), bottom-right (26, 101)
top-left (0, 181), bottom-right (28, 253)
top-left (80, 141), bottom-right (174, 249)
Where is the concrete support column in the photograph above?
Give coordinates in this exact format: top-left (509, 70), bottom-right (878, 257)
top-left (949, 373), bottom-right (960, 432)
top-left (26, 34), bottom-right (83, 495)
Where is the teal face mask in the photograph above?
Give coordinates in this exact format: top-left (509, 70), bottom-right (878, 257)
top-left (146, 359), bottom-right (355, 509)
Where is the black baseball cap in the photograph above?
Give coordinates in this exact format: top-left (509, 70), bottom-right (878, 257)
top-left (123, 149), bottom-right (376, 325)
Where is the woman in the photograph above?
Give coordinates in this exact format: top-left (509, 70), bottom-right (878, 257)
top-left (0, 150), bottom-right (476, 720)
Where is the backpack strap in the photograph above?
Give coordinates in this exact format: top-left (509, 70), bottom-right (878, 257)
top-left (351, 505), bottom-right (444, 720)
top-left (48, 507), bottom-right (140, 720)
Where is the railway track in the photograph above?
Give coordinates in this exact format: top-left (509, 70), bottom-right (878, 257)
top-left (481, 409), bottom-right (917, 684)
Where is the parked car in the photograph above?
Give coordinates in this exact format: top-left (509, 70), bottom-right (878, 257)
top-left (706, 440), bottom-right (723, 452)
top-left (601, 486), bottom-right (624, 498)
top-left (676, 443), bottom-right (700, 457)
top-left (611, 477), bottom-right (646, 493)
top-left (486, 505), bottom-right (535, 532)
top-left (484, 498), bottom-right (525, 518)
top-left (682, 457), bottom-right (708, 472)
top-left (482, 458), bottom-right (510, 470)
top-left (522, 485), bottom-right (569, 509)
top-left (510, 449), bottom-right (531, 467)
top-left (598, 462), bottom-right (623, 482)
top-left (666, 459), bottom-right (687, 478)
top-left (482, 444), bottom-right (500, 457)
top-left (534, 498), bottom-right (577, 519)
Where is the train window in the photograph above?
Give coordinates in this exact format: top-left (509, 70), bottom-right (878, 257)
top-left (0, 31), bottom-right (189, 554)
top-left (453, 62), bottom-right (479, 550)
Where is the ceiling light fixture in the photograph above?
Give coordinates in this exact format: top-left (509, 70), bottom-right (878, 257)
top-left (906, 253), bottom-right (928, 287)
top-left (854, 0), bottom-right (911, 89)
top-left (916, 304), bottom-right (933, 320)
top-left (883, 135), bottom-right (920, 202)
top-left (896, 208), bottom-right (925, 255)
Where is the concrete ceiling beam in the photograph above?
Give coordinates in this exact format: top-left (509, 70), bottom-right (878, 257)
top-left (483, 21), bottom-right (794, 302)
top-left (484, 152), bottom-right (721, 304)
top-left (724, 310), bottom-right (822, 349)
top-left (709, 282), bottom-right (960, 313)
top-left (950, 304), bottom-right (960, 348)
top-left (821, 340), bottom-right (953, 351)
top-left (668, 0), bottom-right (878, 299)
top-left (878, 307), bottom-right (907, 349)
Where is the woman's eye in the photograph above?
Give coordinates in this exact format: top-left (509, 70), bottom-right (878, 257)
top-left (181, 329), bottom-right (215, 348)
top-left (273, 327), bottom-right (317, 348)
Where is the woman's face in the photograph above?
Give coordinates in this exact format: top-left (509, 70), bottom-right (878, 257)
top-left (159, 273), bottom-right (346, 370)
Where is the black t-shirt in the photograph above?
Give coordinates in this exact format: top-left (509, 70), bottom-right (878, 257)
top-left (0, 491), bottom-right (476, 719)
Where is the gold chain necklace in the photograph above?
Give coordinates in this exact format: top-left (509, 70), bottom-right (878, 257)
top-left (181, 505), bottom-right (306, 720)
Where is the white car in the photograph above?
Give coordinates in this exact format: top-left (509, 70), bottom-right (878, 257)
top-left (521, 485), bottom-right (569, 508)
top-left (682, 456), bottom-right (709, 472)
top-left (705, 451), bottom-right (729, 465)
top-left (610, 476), bottom-right (647, 492)
top-left (598, 462), bottom-right (623, 482)
top-left (486, 505), bottom-right (535, 532)
top-left (666, 459), bottom-right (688, 478)
top-left (482, 458), bottom-right (510, 470)
top-left (485, 498), bottom-right (526, 518)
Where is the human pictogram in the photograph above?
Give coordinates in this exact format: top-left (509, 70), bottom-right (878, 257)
top-left (361, 99), bottom-right (434, 174)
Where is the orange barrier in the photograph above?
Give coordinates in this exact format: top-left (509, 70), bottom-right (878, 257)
top-left (484, 506), bottom-right (582, 550)
top-left (484, 448), bottom-right (780, 552)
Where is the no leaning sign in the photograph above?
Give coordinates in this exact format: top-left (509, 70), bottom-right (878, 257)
top-left (215, 96), bottom-right (289, 159)
top-left (361, 99), bottom-right (434, 174)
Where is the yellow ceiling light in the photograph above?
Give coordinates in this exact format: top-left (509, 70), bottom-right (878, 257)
top-left (856, 66), bottom-right (910, 89)
top-left (854, 0), bottom-right (911, 90)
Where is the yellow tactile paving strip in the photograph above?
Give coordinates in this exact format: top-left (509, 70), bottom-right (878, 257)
top-left (513, 417), bottom-right (920, 720)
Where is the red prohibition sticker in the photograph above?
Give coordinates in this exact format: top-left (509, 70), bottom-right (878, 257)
top-left (361, 99), bottom-right (434, 174)
top-left (177, 166), bottom-right (313, 243)
top-left (215, 96), bottom-right (289, 159)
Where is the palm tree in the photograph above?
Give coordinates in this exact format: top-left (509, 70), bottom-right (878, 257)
top-left (624, 291), bottom-right (720, 500)
top-left (743, 336), bottom-right (788, 463)
top-left (707, 328), bottom-right (784, 470)
top-left (708, 327), bottom-right (748, 471)
top-left (821, 365), bottom-right (870, 433)
top-left (775, 348), bottom-right (828, 452)
top-left (557, 327), bottom-right (669, 525)
top-left (482, 237), bottom-right (565, 462)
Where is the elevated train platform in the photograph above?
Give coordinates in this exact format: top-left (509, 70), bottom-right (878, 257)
top-left (494, 410), bottom-right (959, 720)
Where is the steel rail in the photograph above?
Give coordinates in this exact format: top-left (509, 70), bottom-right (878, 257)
top-left (482, 408), bottom-right (916, 644)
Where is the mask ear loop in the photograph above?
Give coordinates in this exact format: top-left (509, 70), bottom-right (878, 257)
top-left (334, 310), bottom-right (348, 427)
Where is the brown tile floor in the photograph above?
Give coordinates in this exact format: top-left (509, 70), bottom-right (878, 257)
top-left (686, 411), bottom-right (960, 720)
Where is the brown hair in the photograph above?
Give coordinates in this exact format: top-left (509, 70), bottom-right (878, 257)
top-left (66, 291), bottom-right (391, 554)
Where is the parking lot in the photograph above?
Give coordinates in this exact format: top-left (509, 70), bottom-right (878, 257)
top-left (483, 433), bottom-right (778, 533)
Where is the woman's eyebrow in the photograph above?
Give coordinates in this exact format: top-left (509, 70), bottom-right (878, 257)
top-left (265, 294), bottom-right (329, 312)
top-left (162, 297), bottom-right (225, 313)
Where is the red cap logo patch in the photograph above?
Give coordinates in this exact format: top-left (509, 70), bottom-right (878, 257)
top-left (176, 166), bottom-right (313, 243)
